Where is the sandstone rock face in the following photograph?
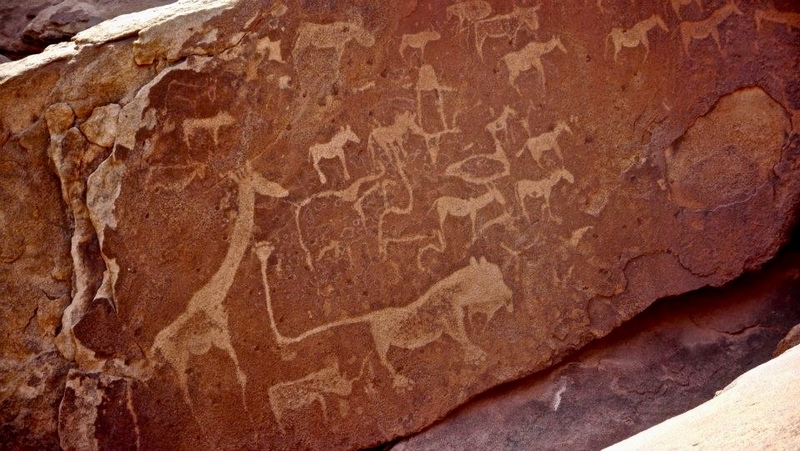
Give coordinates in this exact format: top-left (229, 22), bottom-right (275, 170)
top-left (393, 249), bottom-right (800, 450)
top-left (1, 0), bottom-right (799, 449)
top-left (0, 0), bottom-right (175, 60)
top-left (606, 343), bottom-right (800, 450)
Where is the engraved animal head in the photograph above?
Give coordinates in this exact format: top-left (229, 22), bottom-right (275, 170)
top-left (555, 120), bottom-right (573, 134)
top-left (724, 0), bottom-right (743, 17)
top-left (556, 168), bottom-right (575, 184)
top-left (553, 36), bottom-right (567, 53)
top-left (462, 256), bottom-right (514, 325)
top-left (340, 124), bottom-right (361, 144)
top-left (651, 13), bottom-right (669, 32)
top-left (516, 5), bottom-right (541, 31)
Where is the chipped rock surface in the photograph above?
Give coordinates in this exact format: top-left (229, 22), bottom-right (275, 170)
top-left (393, 248), bottom-right (800, 451)
top-left (0, 0), bottom-right (799, 449)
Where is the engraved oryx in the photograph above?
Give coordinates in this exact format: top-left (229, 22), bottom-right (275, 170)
top-left (679, 1), bottom-right (743, 55)
top-left (517, 120), bottom-right (572, 167)
top-left (433, 185), bottom-right (507, 243)
top-left (400, 29), bottom-right (442, 61)
top-left (474, 5), bottom-right (541, 59)
top-left (256, 242), bottom-right (514, 390)
top-left (516, 168), bottom-right (575, 220)
top-left (308, 125), bottom-right (360, 184)
top-left (501, 36), bottom-right (567, 90)
top-left (605, 14), bottom-right (669, 63)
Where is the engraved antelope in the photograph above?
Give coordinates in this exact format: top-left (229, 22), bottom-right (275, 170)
top-left (516, 168), bottom-right (575, 220)
top-left (517, 120), bottom-right (572, 168)
top-left (501, 36), bottom-right (567, 90)
top-left (268, 357), bottom-right (370, 433)
top-left (754, 8), bottom-right (800, 32)
top-left (292, 21), bottom-right (375, 64)
top-left (446, 0), bottom-right (493, 31)
top-left (256, 243), bottom-right (514, 389)
top-left (433, 186), bottom-right (507, 243)
top-left (400, 30), bottom-right (441, 60)
top-left (474, 5), bottom-right (540, 59)
top-left (485, 105), bottom-right (517, 144)
top-left (309, 125), bottom-right (360, 184)
top-left (679, 1), bottom-right (743, 55)
top-left (605, 14), bottom-right (669, 63)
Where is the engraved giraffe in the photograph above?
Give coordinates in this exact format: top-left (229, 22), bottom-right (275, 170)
top-left (754, 8), bottom-right (800, 32)
top-left (517, 120), bottom-right (572, 167)
top-left (268, 357), bottom-right (371, 433)
top-left (400, 30), bottom-right (441, 61)
top-left (474, 5), bottom-right (541, 59)
top-left (433, 186), bottom-right (507, 243)
top-left (516, 168), bottom-right (575, 220)
top-left (671, 0), bottom-right (703, 20)
top-left (446, 0), bottom-right (493, 31)
top-left (256, 242), bottom-right (513, 390)
top-left (679, 1), bottom-right (743, 55)
top-left (150, 162), bottom-right (288, 411)
top-left (501, 36), bottom-right (567, 90)
top-left (308, 125), bottom-right (360, 184)
top-left (605, 14), bottom-right (669, 63)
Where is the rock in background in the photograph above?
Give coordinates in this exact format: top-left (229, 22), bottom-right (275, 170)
top-left (0, 0), bottom-right (175, 60)
top-left (0, 0), bottom-right (799, 449)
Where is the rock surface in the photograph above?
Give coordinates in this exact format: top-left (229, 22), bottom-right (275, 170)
top-left (0, 0), bottom-right (175, 60)
top-left (1, 0), bottom-right (799, 449)
top-left (606, 342), bottom-right (800, 450)
top-left (392, 248), bottom-right (800, 451)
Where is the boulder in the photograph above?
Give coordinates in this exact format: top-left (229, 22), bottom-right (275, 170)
top-left (1, 0), bottom-right (799, 449)
top-left (606, 344), bottom-right (800, 450)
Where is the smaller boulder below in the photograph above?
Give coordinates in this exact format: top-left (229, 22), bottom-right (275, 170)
top-left (774, 323), bottom-right (800, 357)
top-left (606, 344), bottom-right (800, 450)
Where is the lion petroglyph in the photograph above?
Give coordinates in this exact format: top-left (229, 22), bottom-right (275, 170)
top-left (679, 1), bottom-right (743, 55)
top-left (268, 357), bottom-right (371, 433)
top-left (433, 186), bottom-right (507, 243)
top-left (501, 36), bottom-right (567, 90)
top-left (755, 8), bottom-right (800, 32)
top-left (474, 5), bottom-right (540, 58)
top-left (256, 243), bottom-right (513, 389)
top-left (446, 0), bottom-right (493, 31)
top-left (605, 14), bottom-right (668, 63)
top-left (150, 162), bottom-right (288, 410)
top-left (400, 30), bottom-right (441, 61)
top-left (517, 120), bottom-right (572, 168)
top-left (516, 168), bottom-right (575, 220)
top-left (308, 125), bottom-right (360, 184)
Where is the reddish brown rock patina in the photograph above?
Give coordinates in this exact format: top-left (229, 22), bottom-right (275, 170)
top-left (1, 0), bottom-right (799, 449)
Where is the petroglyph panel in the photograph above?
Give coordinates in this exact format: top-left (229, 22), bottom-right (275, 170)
top-left (2, 0), bottom-right (800, 449)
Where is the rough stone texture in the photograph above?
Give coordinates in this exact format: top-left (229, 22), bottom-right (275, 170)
top-left (0, 0), bottom-right (799, 449)
top-left (392, 248), bottom-right (800, 451)
top-left (606, 343), bottom-right (800, 450)
top-left (0, 0), bottom-right (175, 60)
top-left (774, 322), bottom-right (800, 356)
